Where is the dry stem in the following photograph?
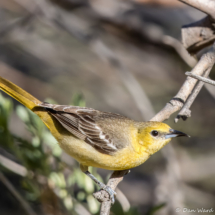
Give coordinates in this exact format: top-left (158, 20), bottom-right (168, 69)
top-left (151, 43), bottom-right (215, 122)
top-left (93, 170), bottom-right (129, 215)
top-left (176, 68), bottom-right (212, 121)
top-left (186, 72), bottom-right (215, 86)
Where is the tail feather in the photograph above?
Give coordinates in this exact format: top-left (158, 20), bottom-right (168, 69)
top-left (0, 76), bottom-right (41, 110)
top-left (0, 76), bottom-right (62, 138)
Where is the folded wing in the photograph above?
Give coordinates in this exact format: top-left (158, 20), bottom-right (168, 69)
top-left (40, 103), bottom-right (118, 155)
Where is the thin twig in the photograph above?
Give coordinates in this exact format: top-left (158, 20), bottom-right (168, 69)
top-left (0, 154), bottom-right (27, 177)
top-left (186, 72), bottom-right (215, 86)
top-left (161, 35), bottom-right (197, 67)
top-left (93, 170), bottom-right (128, 215)
top-left (151, 43), bottom-right (215, 122)
top-left (176, 69), bottom-right (210, 121)
top-left (0, 172), bottom-right (37, 215)
top-left (176, 68), bottom-right (212, 121)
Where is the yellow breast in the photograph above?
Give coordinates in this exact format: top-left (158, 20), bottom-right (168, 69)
top-left (39, 112), bottom-right (150, 170)
top-left (55, 124), bottom-right (149, 170)
top-left (59, 135), bottom-right (150, 170)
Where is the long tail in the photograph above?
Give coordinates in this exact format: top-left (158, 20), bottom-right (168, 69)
top-left (0, 76), bottom-right (60, 132)
top-left (0, 76), bottom-right (41, 110)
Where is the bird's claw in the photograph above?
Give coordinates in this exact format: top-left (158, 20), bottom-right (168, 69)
top-left (101, 185), bottom-right (116, 204)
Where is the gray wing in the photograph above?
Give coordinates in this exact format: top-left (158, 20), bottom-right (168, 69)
top-left (39, 103), bottom-right (118, 154)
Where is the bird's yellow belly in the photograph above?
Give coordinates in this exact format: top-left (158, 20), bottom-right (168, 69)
top-left (56, 133), bottom-right (149, 170)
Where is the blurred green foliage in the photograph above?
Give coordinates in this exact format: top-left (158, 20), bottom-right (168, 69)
top-left (0, 93), bottom-right (100, 214)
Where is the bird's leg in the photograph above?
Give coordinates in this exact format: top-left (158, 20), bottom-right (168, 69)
top-left (84, 171), bottom-right (116, 204)
top-left (80, 164), bottom-right (116, 203)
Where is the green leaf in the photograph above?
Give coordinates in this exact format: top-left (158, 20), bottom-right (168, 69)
top-left (63, 195), bottom-right (73, 210)
top-left (0, 93), bottom-right (13, 128)
top-left (42, 131), bottom-right (58, 146)
top-left (84, 174), bottom-right (94, 193)
top-left (16, 105), bottom-right (29, 122)
top-left (59, 189), bottom-right (68, 198)
top-left (77, 191), bottom-right (86, 201)
top-left (87, 195), bottom-right (99, 214)
top-left (32, 136), bottom-right (40, 147)
top-left (53, 146), bottom-right (62, 157)
top-left (49, 172), bottom-right (66, 188)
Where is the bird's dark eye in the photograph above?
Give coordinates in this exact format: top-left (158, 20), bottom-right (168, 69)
top-left (151, 130), bottom-right (159, 137)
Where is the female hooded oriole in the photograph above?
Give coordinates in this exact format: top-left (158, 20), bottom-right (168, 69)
top-left (0, 76), bottom-right (189, 203)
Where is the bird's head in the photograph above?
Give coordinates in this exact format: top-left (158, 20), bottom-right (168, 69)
top-left (136, 121), bottom-right (189, 155)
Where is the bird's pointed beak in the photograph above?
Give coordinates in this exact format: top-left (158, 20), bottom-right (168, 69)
top-left (165, 129), bottom-right (190, 139)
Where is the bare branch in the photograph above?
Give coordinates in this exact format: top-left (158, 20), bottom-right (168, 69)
top-left (93, 170), bottom-right (128, 215)
top-left (161, 35), bottom-right (197, 67)
top-left (186, 72), bottom-right (215, 86)
top-left (175, 68), bottom-right (211, 121)
top-left (0, 172), bottom-right (37, 215)
top-left (179, 0), bottom-right (215, 21)
top-left (151, 43), bottom-right (215, 122)
top-left (0, 154), bottom-right (27, 177)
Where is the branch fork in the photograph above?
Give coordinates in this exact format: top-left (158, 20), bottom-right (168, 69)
top-left (186, 72), bottom-right (215, 86)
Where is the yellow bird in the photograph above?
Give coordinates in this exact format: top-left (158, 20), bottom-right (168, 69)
top-left (0, 76), bottom-right (189, 203)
